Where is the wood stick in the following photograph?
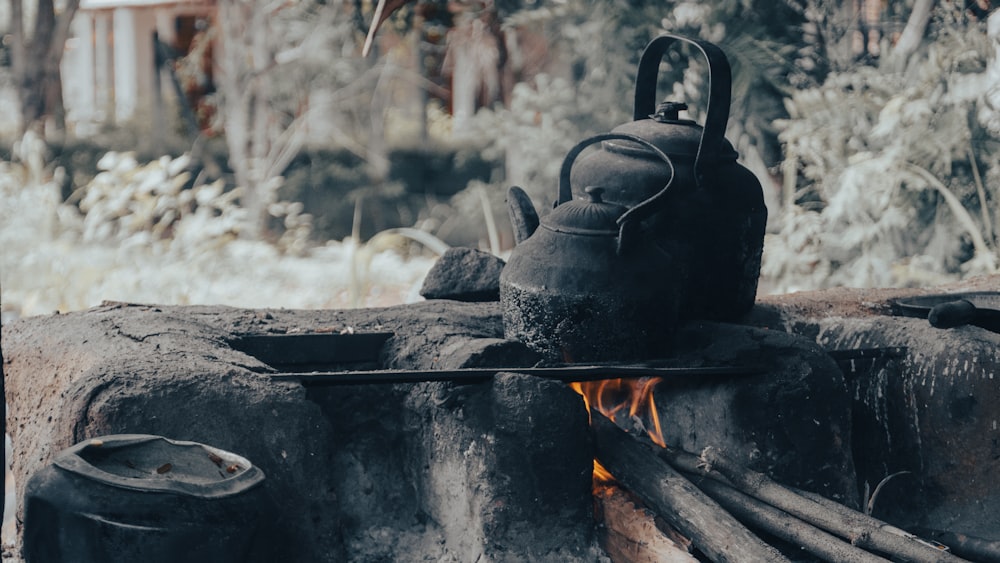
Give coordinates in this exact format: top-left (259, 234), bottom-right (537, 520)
top-left (595, 485), bottom-right (698, 563)
top-left (591, 413), bottom-right (791, 563)
top-left (695, 446), bottom-right (969, 563)
top-left (663, 445), bottom-right (968, 562)
top-left (690, 477), bottom-right (892, 563)
top-left (663, 446), bottom-right (893, 561)
top-left (792, 489), bottom-right (970, 561)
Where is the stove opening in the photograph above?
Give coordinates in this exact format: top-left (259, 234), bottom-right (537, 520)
top-left (228, 332), bottom-right (393, 373)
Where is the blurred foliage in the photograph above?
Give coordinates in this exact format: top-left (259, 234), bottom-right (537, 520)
top-left (457, 0), bottom-right (819, 206)
top-left (40, 131), bottom-right (497, 245)
top-left (455, 0), bottom-right (998, 290)
top-left (459, 0), bottom-right (664, 206)
top-left (6, 0), bottom-right (1000, 311)
top-left (765, 6), bottom-right (999, 291)
top-left (0, 132), bottom-right (436, 318)
top-left (67, 151), bottom-right (313, 256)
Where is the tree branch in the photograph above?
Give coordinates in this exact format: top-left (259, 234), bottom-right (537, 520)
top-left (891, 0), bottom-right (935, 67)
top-left (904, 163), bottom-right (995, 266)
top-left (47, 0), bottom-right (82, 62)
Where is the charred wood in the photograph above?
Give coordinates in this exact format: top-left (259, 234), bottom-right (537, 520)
top-left (590, 412), bottom-right (791, 563)
top-left (685, 446), bottom-right (970, 563)
top-left (690, 477), bottom-right (891, 563)
top-left (789, 487), bottom-right (969, 562)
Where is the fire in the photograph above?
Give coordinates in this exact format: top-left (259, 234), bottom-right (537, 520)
top-left (569, 378), bottom-right (666, 447)
top-left (570, 378), bottom-right (666, 488)
top-left (592, 459), bottom-right (615, 484)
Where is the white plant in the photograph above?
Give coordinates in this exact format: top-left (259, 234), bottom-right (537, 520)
top-left (0, 140), bottom-right (435, 321)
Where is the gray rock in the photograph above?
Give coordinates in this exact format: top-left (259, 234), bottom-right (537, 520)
top-left (420, 247), bottom-right (505, 302)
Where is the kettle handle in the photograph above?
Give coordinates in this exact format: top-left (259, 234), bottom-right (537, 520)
top-left (633, 33), bottom-right (731, 188)
top-left (558, 133), bottom-right (675, 253)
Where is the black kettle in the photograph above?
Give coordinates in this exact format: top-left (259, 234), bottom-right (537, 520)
top-left (568, 33), bottom-right (767, 322)
top-left (500, 133), bottom-right (684, 363)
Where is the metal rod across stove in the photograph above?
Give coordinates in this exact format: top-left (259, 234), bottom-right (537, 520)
top-left (269, 364), bottom-right (768, 386)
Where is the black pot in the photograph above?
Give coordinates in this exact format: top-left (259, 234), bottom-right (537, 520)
top-left (501, 134), bottom-right (683, 362)
top-left (568, 34), bottom-right (767, 322)
top-left (23, 434), bottom-right (275, 563)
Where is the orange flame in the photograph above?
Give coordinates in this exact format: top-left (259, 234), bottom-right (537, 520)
top-left (592, 459), bottom-right (614, 485)
top-left (569, 378), bottom-right (666, 447)
top-left (571, 377), bottom-right (666, 490)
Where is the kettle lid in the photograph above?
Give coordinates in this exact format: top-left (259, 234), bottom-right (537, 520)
top-left (608, 101), bottom-right (738, 161)
top-left (543, 187), bottom-right (626, 236)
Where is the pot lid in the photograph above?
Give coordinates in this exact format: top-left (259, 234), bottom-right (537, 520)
top-left (53, 434), bottom-right (265, 498)
top-left (542, 187), bottom-right (626, 236)
top-left (608, 101), bottom-right (738, 161)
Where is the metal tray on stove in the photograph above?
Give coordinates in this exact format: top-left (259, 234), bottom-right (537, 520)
top-left (892, 291), bottom-right (1000, 333)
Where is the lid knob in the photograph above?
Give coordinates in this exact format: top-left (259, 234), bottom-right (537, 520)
top-left (584, 186), bottom-right (605, 203)
top-left (652, 101), bottom-right (688, 122)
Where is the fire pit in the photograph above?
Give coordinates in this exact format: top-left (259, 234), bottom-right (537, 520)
top-left (5, 273), bottom-right (1000, 561)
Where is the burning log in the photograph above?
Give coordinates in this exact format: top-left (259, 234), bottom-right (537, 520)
top-left (664, 445), bottom-right (968, 563)
top-left (595, 485), bottom-right (698, 563)
top-left (590, 412), bottom-right (792, 563)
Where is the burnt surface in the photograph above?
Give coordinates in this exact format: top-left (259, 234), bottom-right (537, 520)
top-left (3, 304), bottom-right (342, 561)
top-left (229, 332), bottom-right (392, 372)
top-left (657, 321), bottom-right (858, 505)
top-left (402, 373), bottom-right (594, 561)
top-left (816, 317), bottom-right (1000, 536)
top-left (500, 283), bottom-right (678, 363)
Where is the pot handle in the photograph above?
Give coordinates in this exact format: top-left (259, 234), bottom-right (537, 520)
top-left (633, 33), bottom-right (731, 189)
top-left (558, 133), bottom-right (675, 254)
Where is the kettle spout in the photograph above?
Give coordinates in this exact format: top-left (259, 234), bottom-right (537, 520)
top-left (507, 186), bottom-right (539, 244)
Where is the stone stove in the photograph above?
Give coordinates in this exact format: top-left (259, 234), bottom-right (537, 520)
top-left (2, 274), bottom-right (999, 561)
